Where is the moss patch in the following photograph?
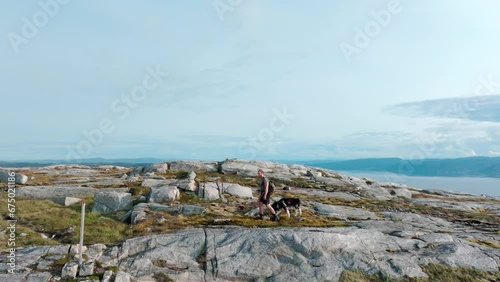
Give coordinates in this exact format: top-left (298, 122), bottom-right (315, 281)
top-left (153, 272), bottom-right (175, 282)
top-left (340, 264), bottom-right (500, 282)
top-left (469, 239), bottom-right (500, 249)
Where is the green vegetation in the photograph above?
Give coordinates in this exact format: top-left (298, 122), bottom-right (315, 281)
top-left (153, 272), bottom-right (175, 282)
top-left (469, 239), bottom-right (500, 249)
top-left (340, 269), bottom-right (394, 282)
top-left (152, 259), bottom-right (169, 268)
top-left (0, 197), bottom-right (131, 248)
top-left (420, 264), bottom-right (500, 282)
top-left (339, 264), bottom-right (500, 282)
top-left (412, 193), bottom-right (500, 204)
top-left (49, 253), bottom-right (75, 279)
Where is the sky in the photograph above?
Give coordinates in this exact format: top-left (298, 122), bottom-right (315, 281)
top-left (1, 0), bottom-right (500, 162)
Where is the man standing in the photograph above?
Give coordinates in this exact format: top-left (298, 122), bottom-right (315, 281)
top-left (257, 169), bottom-right (279, 221)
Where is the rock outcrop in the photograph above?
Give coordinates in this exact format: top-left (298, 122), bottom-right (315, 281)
top-left (1, 159), bottom-right (499, 281)
top-left (5, 226), bottom-right (498, 281)
top-left (169, 160), bottom-right (219, 172)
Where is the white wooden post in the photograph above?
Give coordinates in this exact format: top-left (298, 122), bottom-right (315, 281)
top-left (79, 200), bottom-right (86, 266)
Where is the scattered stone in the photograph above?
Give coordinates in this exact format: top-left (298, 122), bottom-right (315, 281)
top-left (51, 197), bottom-right (82, 206)
top-left (70, 244), bottom-right (88, 256)
top-left (222, 183), bottom-right (253, 198)
top-left (51, 226), bottom-right (76, 239)
top-left (79, 260), bottom-right (95, 277)
top-left (0, 170), bottom-right (28, 184)
top-left (61, 261), bottom-right (79, 279)
top-left (102, 270), bottom-right (113, 282)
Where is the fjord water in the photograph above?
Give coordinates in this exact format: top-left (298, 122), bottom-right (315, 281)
top-left (339, 171), bottom-right (500, 197)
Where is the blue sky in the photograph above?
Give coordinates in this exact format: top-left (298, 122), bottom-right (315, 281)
top-left (1, 0), bottom-right (500, 161)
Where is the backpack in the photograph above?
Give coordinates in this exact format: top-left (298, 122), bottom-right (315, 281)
top-left (268, 180), bottom-right (275, 194)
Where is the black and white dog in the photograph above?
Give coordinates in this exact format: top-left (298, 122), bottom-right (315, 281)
top-left (271, 198), bottom-right (302, 218)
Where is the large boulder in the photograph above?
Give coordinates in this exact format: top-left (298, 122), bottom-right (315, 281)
top-left (169, 160), bottom-right (219, 172)
top-left (198, 183), bottom-right (220, 201)
top-left (143, 163), bottom-right (169, 174)
top-left (222, 183), bottom-right (253, 198)
top-left (177, 179), bottom-right (197, 191)
top-left (147, 186), bottom-right (180, 203)
top-left (0, 170), bottom-right (28, 184)
top-left (93, 191), bottom-right (133, 214)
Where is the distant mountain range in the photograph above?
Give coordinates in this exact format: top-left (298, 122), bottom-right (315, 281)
top-left (304, 157), bottom-right (500, 178)
top-left (0, 158), bottom-right (165, 168)
top-left (1, 157), bottom-right (500, 178)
